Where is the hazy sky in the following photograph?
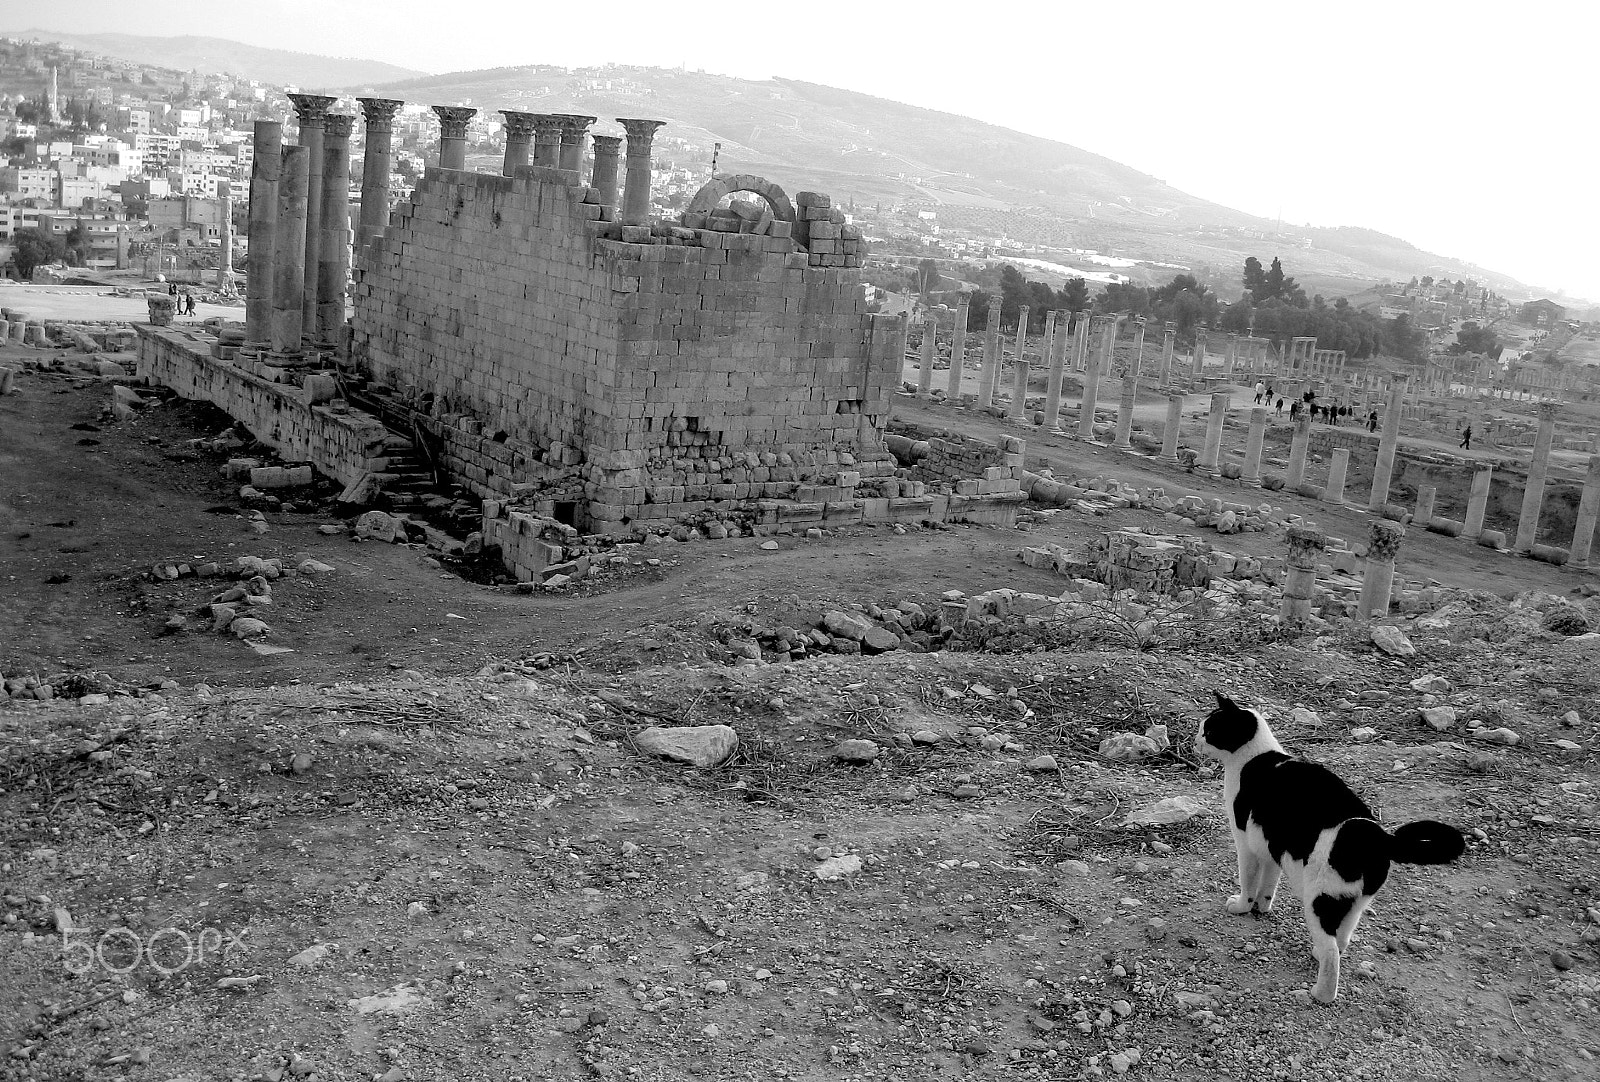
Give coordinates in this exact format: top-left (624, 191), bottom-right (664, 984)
top-left (7, 0), bottom-right (1595, 300)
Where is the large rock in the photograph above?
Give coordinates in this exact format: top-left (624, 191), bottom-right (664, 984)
top-left (1123, 794), bottom-right (1208, 827)
top-left (633, 724), bottom-right (738, 768)
top-left (823, 610), bottom-right (874, 641)
top-left (1419, 706), bottom-right (1457, 731)
top-left (833, 739), bottom-right (881, 764)
top-left (355, 510), bottom-right (404, 543)
top-left (1370, 624), bottom-right (1415, 657)
top-left (1099, 731), bottom-right (1162, 762)
top-left (861, 627), bottom-right (899, 654)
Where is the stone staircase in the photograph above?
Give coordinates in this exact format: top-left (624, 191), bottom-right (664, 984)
top-left (339, 377), bottom-right (484, 539)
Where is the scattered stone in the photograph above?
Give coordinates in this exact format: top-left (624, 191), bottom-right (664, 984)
top-left (814, 854), bottom-right (863, 881)
top-left (1551, 950), bottom-right (1575, 971)
top-left (1370, 625), bottom-right (1415, 656)
top-left (1410, 674), bottom-right (1451, 694)
top-left (1025, 754), bottom-right (1058, 772)
top-left (633, 724), bottom-right (739, 767)
top-left (861, 627), bottom-right (899, 654)
top-left (1123, 794), bottom-right (1207, 826)
top-left (288, 943), bottom-right (333, 967)
top-left (833, 739), bottom-right (881, 763)
top-left (1099, 731), bottom-right (1161, 762)
top-left (759, 540), bottom-right (779, 551)
top-left (909, 729), bottom-right (942, 745)
top-left (1350, 726), bottom-right (1379, 742)
top-left (348, 985), bottom-right (431, 1015)
top-left (1470, 727), bottom-right (1520, 746)
top-left (1419, 706), bottom-right (1457, 731)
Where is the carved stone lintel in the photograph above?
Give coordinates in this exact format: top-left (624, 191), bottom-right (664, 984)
top-left (357, 97), bottom-right (404, 133)
top-left (1367, 520), bottom-right (1405, 562)
top-left (287, 93), bottom-right (337, 127)
top-left (431, 105), bottom-right (478, 140)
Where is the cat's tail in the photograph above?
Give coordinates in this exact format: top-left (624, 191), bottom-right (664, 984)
top-left (1388, 820), bottom-right (1466, 865)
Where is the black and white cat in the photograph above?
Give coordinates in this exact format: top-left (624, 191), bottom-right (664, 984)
top-left (1193, 691), bottom-right (1465, 1003)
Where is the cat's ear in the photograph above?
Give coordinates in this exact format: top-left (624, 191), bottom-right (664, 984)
top-left (1213, 689), bottom-right (1234, 708)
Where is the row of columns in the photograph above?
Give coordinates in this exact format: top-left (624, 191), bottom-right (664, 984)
top-left (242, 97), bottom-right (669, 352)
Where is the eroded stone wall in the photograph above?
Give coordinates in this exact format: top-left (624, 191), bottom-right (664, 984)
top-left (137, 327), bottom-right (388, 487)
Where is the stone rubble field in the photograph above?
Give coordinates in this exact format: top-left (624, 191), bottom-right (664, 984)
top-left (3, 580), bottom-right (1599, 1082)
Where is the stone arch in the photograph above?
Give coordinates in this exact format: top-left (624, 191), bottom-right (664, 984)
top-left (685, 174), bottom-right (795, 224)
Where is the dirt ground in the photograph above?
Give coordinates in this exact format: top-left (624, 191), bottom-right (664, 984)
top-left (3, 351), bottom-right (1599, 1082)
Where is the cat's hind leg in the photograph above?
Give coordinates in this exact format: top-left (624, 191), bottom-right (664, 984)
top-left (1336, 896), bottom-right (1374, 952)
top-left (1306, 893), bottom-right (1356, 1003)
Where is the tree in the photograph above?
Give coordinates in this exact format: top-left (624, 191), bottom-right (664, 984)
top-left (915, 257), bottom-right (940, 295)
top-left (1242, 256), bottom-right (1266, 300)
top-left (1243, 255), bottom-right (1306, 307)
top-left (997, 264), bottom-right (1029, 329)
top-left (965, 289), bottom-right (992, 326)
top-left (1450, 321), bottom-right (1501, 358)
top-left (1420, 276), bottom-right (1434, 287)
top-left (1061, 277), bottom-right (1089, 313)
top-left (11, 228), bottom-right (63, 278)
top-left (1383, 314), bottom-right (1427, 363)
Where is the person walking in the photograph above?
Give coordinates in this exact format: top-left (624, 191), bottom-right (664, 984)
top-left (1367, 410), bottom-right (1379, 433)
top-left (1275, 397), bottom-right (1284, 416)
top-left (1253, 380), bottom-right (1265, 405)
top-left (1460, 424), bottom-right (1473, 450)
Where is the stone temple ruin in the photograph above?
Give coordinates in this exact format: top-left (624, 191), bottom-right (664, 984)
top-left (133, 103), bottom-right (1021, 577)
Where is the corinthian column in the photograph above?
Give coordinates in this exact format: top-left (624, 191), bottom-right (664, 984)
top-left (245, 119), bottom-right (282, 347)
top-left (287, 93), bottom-right (335, 346)
top-left (271, 144), bottom-right (310, 354)
top-left (501, 110), bottom-right (538, 176)
top-left (316, 113), bottom-right (354, 346)
top-left (531, 114), bottom-right (563, 167)
top-left (618, 118), bottom-right (666, 226)
top-left (1359, 521), bottom-right (1405, 619)
top-left (1280, 527), bottom-right (1325, 626)
top-left (355, 97), bottom-right (402, 250)
top-left (590, 134), bottom-right (622, 208)
top-left (433, 105), bottom-right (477, 170)
top-left (556, 114), bottom-right (595, 173)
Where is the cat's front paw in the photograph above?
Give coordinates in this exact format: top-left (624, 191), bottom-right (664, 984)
top-left (1225, 894), bottom-right (1252, 915)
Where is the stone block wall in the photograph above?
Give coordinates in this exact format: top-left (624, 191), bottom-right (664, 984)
top-left (136, 328), bottom-right (388, 487)
top-left (351, 165), bottom-right (897, 531)
top-left (909, 432), bottom-right (1024, 485)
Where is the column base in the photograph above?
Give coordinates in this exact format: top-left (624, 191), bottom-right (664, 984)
top-left (1114, 440), bottom-right (1133, 450)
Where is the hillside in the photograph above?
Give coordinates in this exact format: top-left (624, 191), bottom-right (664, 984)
top-left (5, 29), bottom-right (425, 88)
top-left (360, 63), bottom-right (1533, 297)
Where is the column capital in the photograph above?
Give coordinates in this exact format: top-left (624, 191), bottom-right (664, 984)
top-left (1286, 527), bottom-right (1326, 567)
top-left (1368, 520), bottom-right (1405, 561)
top-left (556, 113), bottom-right (597, 135)
top-left (324, 113), bottom-right (356, 140)
top-left (288, 93), bottom-right (337, 127)
top-left (617, 117), bottom-right (666, 143)
top-left (532, 113), bottom-right (564, 138)
top-left (591, 133), bottom-right (623, 154)
top-left (1537, 401), bottom-right (1562, 422)
top-left (357, 97), bottom-right (404, 132)
top-left (500, 110), bottom-right (540, 139)
top-left (432, 105), bottom-right (478, 139)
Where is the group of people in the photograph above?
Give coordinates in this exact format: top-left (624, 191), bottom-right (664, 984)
top-left (165, 281), bottom-right (198, 317)
top-left (1253, 381), bottom-right (1376, 429)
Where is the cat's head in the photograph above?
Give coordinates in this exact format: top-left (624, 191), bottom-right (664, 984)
top-left (1194, 690), bottom-right (1272, 761)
